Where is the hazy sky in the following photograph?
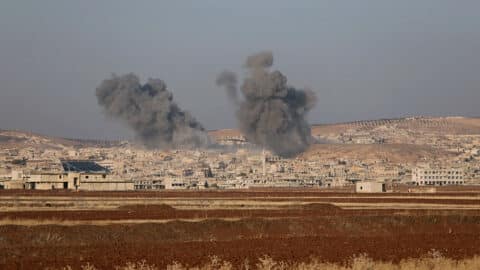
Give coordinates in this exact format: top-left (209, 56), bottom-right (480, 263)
top-left (1, 1), bottom-right (479, 139)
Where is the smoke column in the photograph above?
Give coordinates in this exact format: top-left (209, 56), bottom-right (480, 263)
top-left (217, 51), bottom-right (317, 157)
top-left (216, 70), bottom-right (238, 105)
top-left (96, 73), bottom-right (210, 149)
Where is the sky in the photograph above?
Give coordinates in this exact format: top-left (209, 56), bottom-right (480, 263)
top-left (0, 1), bottom-right (479, 139)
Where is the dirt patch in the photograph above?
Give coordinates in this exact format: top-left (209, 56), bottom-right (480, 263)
top-left (1, 201), bottom-right (480, 222)
top-left (1, 214), bottom-right (479, 269)
top-left (0, 193), bottom-right (479, 269)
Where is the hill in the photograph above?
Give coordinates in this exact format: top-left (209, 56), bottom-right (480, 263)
top-left (299, 143), bottom-right (454, 163)
top-left (311, 116), bottom-right (480, 136)
top-left (0, 130), bottom-right (121, 149)
top-left (2, 116), bottom-right (479, 155)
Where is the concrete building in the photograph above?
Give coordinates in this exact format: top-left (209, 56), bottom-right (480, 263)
top-left (62, 160), bottom-right (134, 191)
top-left (0, 170), bottom-right (25, 189)
top-left (25, 160), bottom-right (134, 191)
top-left (163, 177), bottom-right (188, 189)
top-left (412, 166), bottom-right (465, 186)
top-left (26, 173), bottom-right (69, 190)
top-left (355, 181), bottom-right (386, 193)
top-left (134, 179), bottom-right (165, 190)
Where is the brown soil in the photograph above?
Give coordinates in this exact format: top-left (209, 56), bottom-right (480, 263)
top-left (1, 214), bottom-right (479, 269)
top-left (1, 192), bottom-right (479, 270)
top-left (1, 203), bottom-right (479, 221)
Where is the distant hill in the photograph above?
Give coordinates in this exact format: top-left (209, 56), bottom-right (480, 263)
top-left (208, 116), bottom-right (480, 139)
top-left (311, 116), bottom-right (480, 136)
top-left (299, 143), bottom-right (454, 163)
top-left (2, 116), bottom-right (479, 150)
top-left (0, 130), bottom-right (122, 149)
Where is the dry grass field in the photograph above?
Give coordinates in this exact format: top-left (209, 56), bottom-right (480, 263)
top-left (0, 188), bottom-right (479, 269)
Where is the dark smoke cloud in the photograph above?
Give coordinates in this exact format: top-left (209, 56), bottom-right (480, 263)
top-left (96, 73), bottom-right (210, 149)
top-left (217, 51), bottom-right (317, 157)
top-left (216, 70), bottom-right (238, 104)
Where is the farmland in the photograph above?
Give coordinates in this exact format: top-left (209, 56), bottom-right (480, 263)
top-left (0, 188), bottom-right (479, 269)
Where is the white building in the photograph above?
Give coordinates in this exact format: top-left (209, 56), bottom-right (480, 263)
top-left (355, 181), bottom-right (386, 193)
top-left (412, 166), bottom-right (465, 186)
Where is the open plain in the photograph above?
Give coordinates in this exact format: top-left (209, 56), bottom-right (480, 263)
top-left (1, 188), bottom-right (479, 269)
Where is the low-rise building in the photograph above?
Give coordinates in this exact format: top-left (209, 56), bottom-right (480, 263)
top-left (163, 177), bottom-right (188, 189)
top-left (412, 166), bottom-right (465, 186)
top-left (26, 173), bottom-right (69, 190)
top-left (24, 160), bottom-right (134, 191)
top-left (355, 181), bottom-right (386, 193)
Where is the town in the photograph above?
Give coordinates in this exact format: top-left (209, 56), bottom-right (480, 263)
top-left (1, 116), bottom-right (479, 192)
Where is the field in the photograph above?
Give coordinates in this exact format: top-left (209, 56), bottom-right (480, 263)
top-left (1, 188), bottom-right (480, 269)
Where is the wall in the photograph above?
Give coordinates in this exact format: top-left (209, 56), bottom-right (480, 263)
top-left (77, 181), bottom-right (134, 191)
top-left (27, 173), bottom-right (71, 190)
top-left (28, 182), bottom-right (68, 190)
top-left (4, 180), bottom-right (25, 189)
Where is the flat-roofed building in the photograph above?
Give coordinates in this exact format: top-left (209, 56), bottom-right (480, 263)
top-left (163, 177), bottom-right (189, 189)
top-left (355, 181), bottom-right (386, 193)
top-left (26, 172), bottom-right (69, 190)
top-left (412, 166), bottom-right (465, 186)
top-left (62, 160), bottom-right (134, 191)
top-left (25, 160), bottom-right (134, 191)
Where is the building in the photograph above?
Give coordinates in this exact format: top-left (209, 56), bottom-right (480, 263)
top-left (134, 179), bottom-right (165, 190)
top-left (25, 160), bottom-right (134, 191)
top-left (0, 169), bottom-right (25, 189)
top-left (26, 172), bottom-right (69, 190)
top-left (163, 177), bottom-right (189, 189)
top-left (62, 160), bottom-right (134, 191)
top-left (355, 181), bottom-right (386, 193)
top-left (412, 166), bottom-right (465, 186)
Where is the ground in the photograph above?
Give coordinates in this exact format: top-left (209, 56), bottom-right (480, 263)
top-left (0, 187), bottom-right (479, 269)
top-left (299, 143), bottom-right (454, 163)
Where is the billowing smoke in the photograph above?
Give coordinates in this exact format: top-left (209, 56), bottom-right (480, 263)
top-left (217, 51), bottom-right (317, 157)
top-left (96, 73), bottom-right (210, 149)
top-left (216, 70), bottom-right (238, 104)
top-left (245, 51), bottom-right (274, 69)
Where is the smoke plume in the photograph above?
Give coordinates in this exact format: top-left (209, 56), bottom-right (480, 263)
top-left (216, 70), bottom-right (238, 104)
top-left (96, 73), bottom-right (210, 149)
top-left (217, 51), bottom-right (317, 157)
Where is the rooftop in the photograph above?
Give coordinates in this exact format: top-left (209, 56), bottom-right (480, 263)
top-left (61, 160), bottom-right (108, 173)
